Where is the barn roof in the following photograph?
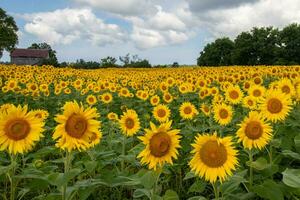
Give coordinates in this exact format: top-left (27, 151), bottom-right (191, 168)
top-left (10, 49), bottom-right (49, 58)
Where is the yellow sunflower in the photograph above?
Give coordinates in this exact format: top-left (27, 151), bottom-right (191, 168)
top-left (150, 95), bottom-right (160, 106)
top-left (53, 101), bottom-right (102, 151)
top-left (200, 104), bottom-right (211, 116)
top-left (179, 102), bottom-right (198, 120)
top-left (86, 95), bottom-right (97, 106)
top-left (277, 78), bottom-right (296, 97)
top-left (137, 121), bottom-right (181, 170)
top-left (260, 89), bottom-right (292, 122)
top-left (225, 85), bottom-right (243, 104)
top-left (189, 133), bottom-right (238, 183)
top-left (31, 109), bottom-right (49, 121)
top-left (242, 96), bottom-right (257, 110)
top-left (101, 92), bottom-right (113, 104)
top-left (213, 103), bottom-right (233, 126)
top-left (236, 111), bottom-right (272, 150)
top-left (153, 104), bottom-right (170, 123)
top-left (248, 85), bottom-right (265, 99)
top-left (107, 112), bottom-right (119, 121)
top-left (0, 105), bottom-right (45, 154)
top-left (119, 109), bottom-right (141, 136)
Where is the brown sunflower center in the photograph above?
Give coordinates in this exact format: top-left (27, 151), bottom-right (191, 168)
top-left (157, 109), bottom-right (166, 118)
top-left (104, 95), bottom-right (110, 101)
top-left (203, 106), bottom-right (209, 113)
top-left (245, 121), bottom-right (263, 140)
top-left (229, 90), bottom-right (239, 99)
top-left (184, 106), bottom-right (192, 114)
top-left (253, 89), bottom-right (261, 97)
top-left (281, 85), bottom-right (290, 94)
top-left (267, 98), bottom-right (283, 114)
top-left (65, 114), bottom-right (88, 138)
top-left (219, 109), bottom-right (229, 119)
top-left (247, 100), bottom-right (254, 106)
top-left (149, 132), bottom-right (171, 157)
top-left (125, 118), bottom-right (135, 129)
top-left (200, 140), bottom-right (227, 168)
top-left (4, 119), bottom-right (30, 140)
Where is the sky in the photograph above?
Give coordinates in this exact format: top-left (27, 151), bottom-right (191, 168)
top-left (1, 0), bottom-right (300, 65)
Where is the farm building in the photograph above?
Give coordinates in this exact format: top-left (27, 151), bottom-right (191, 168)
top-left (10, 49), bottom-right (49, 65)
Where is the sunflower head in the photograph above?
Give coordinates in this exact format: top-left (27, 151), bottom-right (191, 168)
top-left (153, 104), bottom-right (170, 123)
top-left (213, 103), bottom-right (233, 126)
top-left (137, 121), bottom-right (181, 170)
top-left (119, 109), bottom-right (141, 136)
top-left (179, 102), bottom-right (198, 120)
top-left (53, 101), bottom-right (102, 152)
top-left (0, 104), bottom-right (45, 154)
top-left (237, 111), bottom-right (273, 150)
top-left (225, 85), bottom-right (243, 104)
top-left (189, 133), bottom-right (238, 183)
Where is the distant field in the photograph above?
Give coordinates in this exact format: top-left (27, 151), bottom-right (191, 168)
top-left (0, 65), bottom-right (299, 200)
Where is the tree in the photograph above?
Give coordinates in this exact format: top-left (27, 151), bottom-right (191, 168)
top-left (277, 23), bottom-right (300, 65)
top-left (197, 38), bottom-right (234, 66)
top-left (28, 43), bottom-right (59, 67)
top-left (0, 8), bottom-right (18, 59)
top-left (119, 53), bottom-right (151, 68)
top-left (100, 56), bottom-right (118, 68)
top-left (232, 27), bottom-right (280, 65)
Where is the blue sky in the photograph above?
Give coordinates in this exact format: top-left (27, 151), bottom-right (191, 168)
top-left (1, 0), bottom-right (300, 64)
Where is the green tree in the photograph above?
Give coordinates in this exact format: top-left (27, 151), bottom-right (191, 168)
top-left (119, 53), bottom-right (151, 68)
top-left (197, 37), bottom-right (234, 66)
top-left (100, 56), bottom-right (118, 68)
top-left (232, 27), bottom-right (280, 65)
top-left (28, 43), bottom-right (59, 67)
top-left (277, 23), bottom-right (300, 65)
top-left (0, 8), bottom-right (18, 59)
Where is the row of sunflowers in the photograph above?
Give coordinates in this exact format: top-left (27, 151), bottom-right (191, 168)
top-left (0, 64), bottom-right (299, 200)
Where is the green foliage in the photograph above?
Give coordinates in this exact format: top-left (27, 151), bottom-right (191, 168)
top-left (197, 38), bottom-right (234, 66)
top-left (28, 43), bottom-right (59, 67)
top-left (197, 24), bottom-right (300, 66)
top-left (0, 8), bottom-right (18, 59)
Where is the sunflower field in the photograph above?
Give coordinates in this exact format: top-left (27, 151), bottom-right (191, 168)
top-left (0, 64), bottom-right (300, 200)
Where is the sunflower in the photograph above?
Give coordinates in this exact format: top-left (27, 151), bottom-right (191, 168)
top-left (277, 78), bottom-right (296, 97)
top-left (137, 121), bottom-right (181, 170)
top-left (107, 112), bottom-right (119, 121)
top-left (242, 96), bottom-right (257, 110)
top-left (53, 101), bottom-right (102, 151)
top-left (189, 133), bottom-right (238, 183)
top-left (31, 109), bottom-right (49, 121)
top-left (101, 92), bottom-right (113, 104)
top-left (200, 104), bottom-right (211, 116)
top-left (213, 103), bottom-right (233, 126)
top-left (150, 95), bottom-right (160, 106)
top-left (225, 85), bottom-right (243, 104)
top-left (248, 85), bottom-right (265, 99)
top-left (236, 111), bottom-right (273, 150)
top-left (0, 105), bottom-right (45, 154)
top-left (260, 89), bottom-right (292, 122)
top-left (179, 102), bottom-right (198, 120)
top-left (163, 92), bottom-right (173, 103)
top-left (153, 104), bottom-right (170, 122)
top-left (0, 103), bottom-right (14, 114)
top-left (86, 95), bottom-right (97, 106)
top-left (119, 109), bottom-right (141, 136)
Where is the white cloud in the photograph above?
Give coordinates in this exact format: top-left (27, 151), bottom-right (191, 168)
top-left (73, 0), bottom-right (157, 16)
top-left (186, 0), bottom-right (300, 38)
top-left (23, 8), bottom-right (126, 46)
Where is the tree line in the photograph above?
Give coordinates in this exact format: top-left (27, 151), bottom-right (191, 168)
top-left (197, 24), bottom-right (300, 66)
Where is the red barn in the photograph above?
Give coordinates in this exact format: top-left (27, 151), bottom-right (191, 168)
top-left (10, 49), bottom-right (49, 65)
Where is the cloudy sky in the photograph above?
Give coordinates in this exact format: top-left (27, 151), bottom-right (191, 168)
top-left (1, 0), bottom-right (300, 64)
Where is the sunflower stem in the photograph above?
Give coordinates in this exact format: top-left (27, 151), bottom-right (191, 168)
top-left (121, 135), bottom-right (126, 172)
top-left (9, 154), bottom-right (17, 200)
top-left (212, 182), bottom-right (219, 200)
top-left (62, 151), bottom-right (72, 200)
top-left (151, 168), bottom-right (162, 200)
top-left (249, 150), bottom-right (253, 187)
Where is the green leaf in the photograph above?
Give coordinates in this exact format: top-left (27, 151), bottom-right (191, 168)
top-left (247, 157), bottom-right (268, 170)
top-left (163, 190), bottom-right (179, 200)
top-left (84, 161), bottom-right (97, 173)
top-left (282, 168), bottom-right (300, 188)
top-left (187, 196), bottom-right (207, 200)
top-left (252, 180), bottom-right (283, 200)
top-left (133, 189), bottom-right (151, 199)
top-left (140, 170), bottom-right (159, 189)
top-left (220, 170), bottom-right (247, 195)
top-left (183, 171), bottom-right (196, 180)
top-left (48, 168), bottom-right (81, 187)
top-left (295, 135), bottom-right (300, 151)
top-left (0, 165), bottom-right (11, 176)
top-left (281, 150), bottom-right (300, 160)
top-left (188, 180), bottom-right (206, 194)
